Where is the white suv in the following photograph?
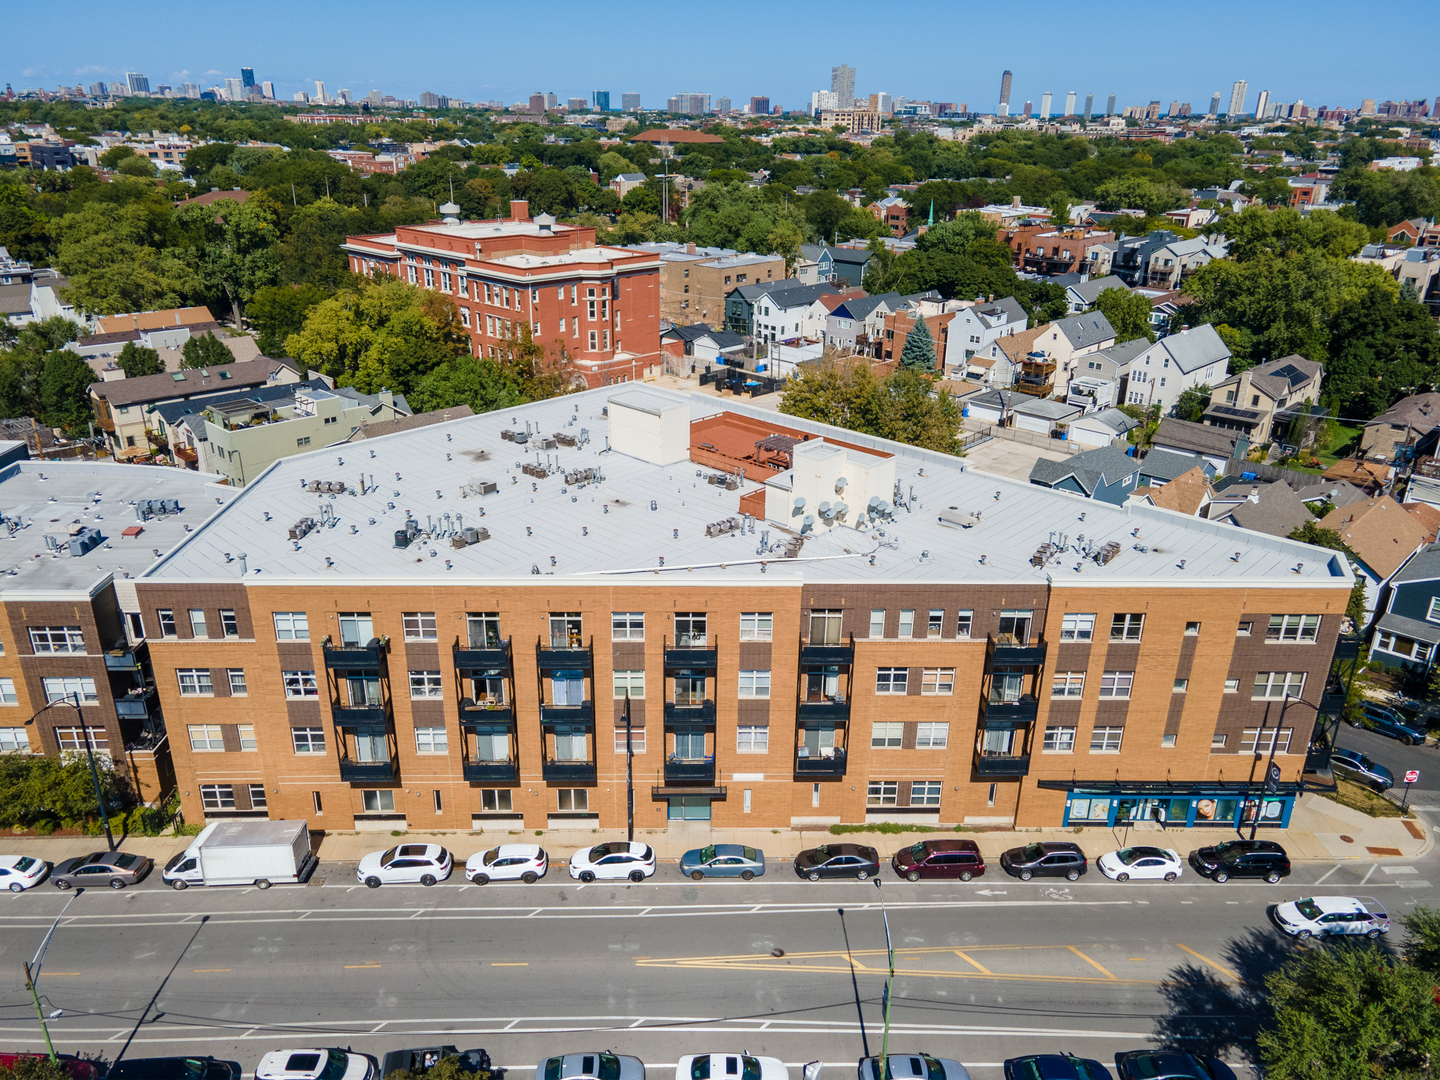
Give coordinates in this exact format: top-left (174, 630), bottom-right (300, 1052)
top-left (256, 1049), bottom-right (375, 1080)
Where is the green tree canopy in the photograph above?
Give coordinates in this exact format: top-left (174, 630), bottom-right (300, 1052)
top-left (180, 332), bottom-right (234, 370)
top-left (248, 283), bottom-right (331, 356)
top-left (897, 315), bottom-right (937, 371)
top-left (116, 340), bottom-right (163, 378)
top-left (1094, 286), bottom-right (1155, 343)
top-left (174, 196), bottom-right (280, 325)
top-left (38, 350), bottom-right (97, 433)
top-left (780, 358), bottom-right (961, 454)
top-left (54, 201), bottom-right (199, 316)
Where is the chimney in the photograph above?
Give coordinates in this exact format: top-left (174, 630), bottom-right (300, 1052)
top-left (1012, 196), bottom-right (1022, 208)
top-left (509, 199), bottom-right (529, 221)
top-left (686, 242), bottom-right (696, 255)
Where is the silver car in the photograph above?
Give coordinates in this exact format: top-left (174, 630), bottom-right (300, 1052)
top-left (537, 1053), bottom-right (645, 1080)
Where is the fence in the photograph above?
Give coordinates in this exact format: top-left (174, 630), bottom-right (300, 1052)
top-left (1218, 458), bottom-right (1320, 488)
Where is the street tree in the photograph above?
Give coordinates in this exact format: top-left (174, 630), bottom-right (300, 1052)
top-left (175, 196), bottom-right (280, 326)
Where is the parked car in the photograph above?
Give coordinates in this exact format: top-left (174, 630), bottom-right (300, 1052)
top-left (535, 1052), bottom-right (645, 1080)
top-left (1097, 846), bottom-right (1183, 882)
top-left (891, 839), bottom-right (985, 882)
top-left (1353, 700), bottom-right (1428, 745)
top-left (108, 1059), bottom-right (241, 1080)
top-left (356, 844), bottom-right (452, 888)
top-left (679, 844), bottom-right (766, 881)
top-left (677, 1053), bottom-right (788, 1080)
top-left (0, 855), bottom-right (49, 892)
top-left (0, 1053), bottom-right (102, 1080)
top-left (256, 1049), bottom-right (376, 1080)
top-left (52, 850), bottom-right (153, 890)
top-left (568, 842), bottom-right (656, 883)
top-left (999, 842), bottom-right (1087, 882)
top-left (1003, 1054), bottom-right (1111, 1080)
top-left (1274, 895), bottom-right (1391, 939)
top-left (1187, 839), bottom-right (1290, 883)
top-left (794, 843), bottom-right (881, 881)
top-left (858, 1054), bottom-right (969, 1080)
top-left (380, 1047), bottom-right (489, 1078)
top-left (465, 844), bottom-right (547, 884)
top-left (1114, 1051), bottom-right (1234, 1080)
top-left (1330, 747), bottom-right (1395, 791)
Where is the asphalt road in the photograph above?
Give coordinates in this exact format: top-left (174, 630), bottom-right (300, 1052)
top-left (1334, 720), bottom-right (1440, 807)
top-left (2, 846), bottom-right (1437, 1078)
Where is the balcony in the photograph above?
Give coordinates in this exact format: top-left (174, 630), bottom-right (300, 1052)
top-left (974, 751), bottom-right (1031, 777)
top-left (105, 647), bottom-right (141, 672)
top-left (464, 760), bottom-right (519, 783)
top-left (983, 696), bottom-right (1040, 723)
top-left (1333, 634), bottom-right (1362, 660)
top-left (324, 640), bottom-right (384, 669)
top-left (798, 698), bottom-right (850, 720)
top-left (542, 759), bottom-right (597, 783)
top-left (664, 637), bottom-right (718, 667)
top-left (333, 704), bottom-right (389, 725)
top-left (989, 636), bottom-right (1047, 666)
top-left (459, 699), bottom-right (514, 723)
top-left (537, 639), bottom-right (593, 669)
top-left (114, 686), bottom-right (156, 720)
top-left (665, 757), bottom-right (716, 785)
top-left (795, 747), bottom-right (848, 776)
top-left (664, 699), bottom-right (716, 722)
top-left (801, 643), bottom-right (854, 665)
top-left (339, 759), bottom-right (396, 783)
top-left (540, 701), bottom-right (594, 722)
top-left (1319, 691), bottom-right (1347, 716)
top-left (454, 638), bottom-right (511, 669)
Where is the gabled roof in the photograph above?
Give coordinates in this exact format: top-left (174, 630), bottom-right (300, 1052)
top-left (1215, 354), bottom-right (1323, 398)
top-left (1142, 465), bottom-right (1212, 516)
top-left (698, 329), bottom-right (745, 350)
top-left (1073, 407), bottom-right (1138, 436)
top-left (1142, 324), bottom-right (1230, 374)
top-left (1013, 398), bottom-right (1083, 421)
top-left (1029, 443), bottom-right (1138, 495)
top-left (342, 405), bottom-right (476, 442)
top-left (730, 278), bottom-right (831, 303)
top-left (1153, 417), bottom-right (1247, 458)
top-left (1407, 502), bottom-right (1440, 544)
top-left (1319, 495), bottom-right (1432, 579)
top-left (971, 295), bottom-right (1026, 327)
top-left (1294, 478), bottom-right (1370, 510)
top-left (832, 293), bottom-right (902, 322)
top-left (1066, 276), bottom-right (1129, 306)
top-left (88, 357), bottom-right (299, 407)
top-left (1090, 338), bottom-right (1151, 370)
top-left (1140, 448), bottom-right (1209, 482)
top-left (993, 324), bottom-right (1049, 362)
top-left (92, 306), bottom-right (216, 336)
top-left (1392, 542), bottom-right (1440, 585)
top-left (661, 323), bottom-right (717, 342)
top-left (1213, 482), bottom-right (1314, 538)
top-left (758, 283), bottom-right (841, 310)
top-left (969, 389), bottom-right (1027, 409)
top-left (0, 283), bottom-right (30, 315)
top-left (1366, 392), bottom-right (1440, 430)
top-left (1052, 312), bottom-right (1116, 351)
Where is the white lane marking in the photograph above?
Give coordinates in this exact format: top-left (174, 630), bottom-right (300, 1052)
top-left (1360, 863), bottom-right (1379, 885)
top-left (1312, 864), bottom-right (1341, 885)
top-left (1399, 881), bottom-right (1433, 889)
top-left (1382, 866), bottom-right (1419, 875)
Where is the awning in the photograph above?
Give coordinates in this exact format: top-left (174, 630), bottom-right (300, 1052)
top-left (1037, 778), bottom-right (1309, 797)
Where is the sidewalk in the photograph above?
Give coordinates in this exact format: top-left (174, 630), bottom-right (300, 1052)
top-left (3, 791), bottom-right (1428, 869)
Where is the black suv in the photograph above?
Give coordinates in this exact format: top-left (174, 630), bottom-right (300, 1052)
top-left (1187, 839), bottom-right (1290, 883)
top-left (999, 841), bottom-right (1087, 881)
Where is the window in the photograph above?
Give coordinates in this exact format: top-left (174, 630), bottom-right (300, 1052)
top-left (613, 670), bottom-right (645, 698)
top-left (415, 727), bottom-right (448, 754)
top-left (188, 609), bottom-right (208, 638)
top-left (557, 788), bottom-right (588, 812)
top-left (362, 790), bottom-right (395, 814)
top-left (283, 670), bottom-right (319, 698)
top-left (188, 725), bottom-right (224, 751)
top-left (549, 612), bottom-right (582, 648)
top-left (156, 610), bottom-right (177, 638)
top-left (1161, 734), bottom-right (1177, 748)
top-left (292, 728), bottom-right (325, 754)
top-left (29, 626), bottom-right (86, 654)
top-left (808, 609), bottom-right (842, 645)
top-left (869, 609), bottom-right (886, 638)
top-left (955, 610), bottom-right (973, 638)
top-left (227, 669), bottom-right (247, 696)
top-left (220, 609), bottom-right (239, 637)
top-left (898, 609), bottom-right (915, 637)
top-left (177, 669), bottom-right (213, 696)
top-left (614, 726), bottom-right (646, 753)
top-left (1090, 726), bottom-right (1125, 752)
top-left (466, 613), bottom-right (501, 648)
top-left (1224, 678), bottom-right (1240, 693)
top-left (237, 725), bottom-right (257, 751)
top-left (1098, 671), bottom-right (1133, 699)
top-left (589, 331), bottom-right (598, 350)
top-left (403, 612), bottom-right (437, 640)
top-left (1211, 733), bottom-right (1228, 748)
top-left (739, 612), bottom-right (773, 641)
top-left (1052, 672), bottom-right (1086, 697)
top-left (737, 725), bottom-right (769, 753)
top-left (1240, 728), bottom-right (1293, 754)
top-left (737, 669), bottom-right (771, 698)
top-left (867, 781), bottom-right (899, 807)
top-left (54, 727), bottom-right (107, 752)
top-left (1185, 621), bottom-right (1200, 636)
top-left (0, 727), bottom-right (29, 753)
top-left (927, 609), bottom-right (944, 638)
top-left (1061, 613), bottom-right (1095, 641)
top-left (1237, 621), bottom-right (1253, 637)
top-left (1110, 613), bottom-right (1145, 641)
top-left (409, 671), bottom-right (443, 699)
top-left (249, 785), bottom-right (267, 810)
top-left (0, 678), bottom-right (17, 706)
top-left (200, 785), bottom-right (235, 811)
top-left (1253, 671), bottom-right (1306, 699)
top-left (921, 668), bottom-right (954, 695)
top-left (338, 613), bottom-right (374, 646)
top-left (872, 722), bottom-right (904, 748)
top-left (675, 612), bottom-right (707, 646)
top-left (482, 789), bottom-right (513, 812)
top-left (875, 667), bottom-right (908, 694)
top-left (1174, 679), bottom-right (1188, 693)
top-left (1266, 614), bottom-right (1320, 643)
top-left (1043, 725), bottom-right (1076, 752)
top-left (42, 676), bottom-right (97, 704)
top-left (296, 436), bottom-right (310, 448)
top-left (915, 722), bottom-right (949, 748)
top-left (273, 612), bottom-right (309, 641)
top-left (910, 781), bottom-right (942, 807)
top-left (612, 611), bottom-right (644, 640)
top-left (1430, 597), bottom-right (1440, 624)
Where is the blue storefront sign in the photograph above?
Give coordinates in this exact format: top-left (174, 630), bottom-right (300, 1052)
top-left (1061, 790), bottom-right (1295, 829)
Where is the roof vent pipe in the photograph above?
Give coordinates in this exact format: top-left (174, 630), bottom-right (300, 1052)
top-left (238, 552), bottom-right (247, 576)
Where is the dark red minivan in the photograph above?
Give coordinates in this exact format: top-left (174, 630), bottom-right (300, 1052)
top-left (890, 839), bottom-right (985, 881)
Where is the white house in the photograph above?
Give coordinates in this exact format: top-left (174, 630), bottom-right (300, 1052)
top-left (1122, 324), bottom-right (1231, 415)
top-left (753, 284), bottom-right (840, 343)
top-left (1068, 407), bottom-right (1140, 449)
top-left (942, 296), bottom-right (1027, 369)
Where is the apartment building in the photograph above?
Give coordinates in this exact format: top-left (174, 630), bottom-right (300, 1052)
top-left (645, 245), bottom-right (783, 326)
top-left (1000, 225), bottom-right (1116, 276)
top-left (344, 201), bottom-right (663, 387)
top-left (131, 387), bottom-right (1355, 834)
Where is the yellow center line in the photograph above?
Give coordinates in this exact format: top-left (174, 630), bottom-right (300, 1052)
top-left (192, 968), bottom-right (231, 973)
top-left (491, 962), bottom-right (529, 966)
top-left (344, 964), bottom-right (382, 969)
top-left (952, 949), bottom-right (992, 975)
top-left (1067, 946), bottom-right (1117, 980)
top-left (1176, 943), bottom-right (1240, 982)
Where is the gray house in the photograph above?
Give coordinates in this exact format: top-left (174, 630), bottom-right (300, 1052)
top-left (1372, 543), bottom-right (1440, 671)
top-left (1029, 444), bottom-right (1141, 505)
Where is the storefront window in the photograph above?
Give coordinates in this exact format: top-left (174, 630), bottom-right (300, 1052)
top-left (1067, 797), bottom-right (1110, 822)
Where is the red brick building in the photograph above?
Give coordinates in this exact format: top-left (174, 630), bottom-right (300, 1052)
top-left (343, 201), bottom-right (663, 387)
top-left (1000, 225), bottom-right (1116, 275)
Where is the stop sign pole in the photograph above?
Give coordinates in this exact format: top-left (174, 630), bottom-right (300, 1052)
top-left (1403, 769), bottom-right (1420, 812)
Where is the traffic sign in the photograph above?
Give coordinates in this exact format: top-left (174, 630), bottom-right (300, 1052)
top-left (1406, 770), bottom-right (1420, 784)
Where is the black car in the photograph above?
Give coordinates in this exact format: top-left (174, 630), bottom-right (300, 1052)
top-left (999, 841), bottom-right (1087, 881)
top-left (1354, 700), bottom-right (1429, 746)
top-left (380, 1048), bottom-right (490, 1078)
top-left (1188, 839), bottom-right (1290, 883)
top-left (794, 843), bottom-right (881, 881)
top-left (1004, 1053), bottom-right (1111, 1079)
top-left (1114, 1050), bottom-right (1235, 1080)
top-left (108, 1059), bottom-right (242, 1080)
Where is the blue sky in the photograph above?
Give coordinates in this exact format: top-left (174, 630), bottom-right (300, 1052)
top-left (7, 0), bottom-right (1438, 115)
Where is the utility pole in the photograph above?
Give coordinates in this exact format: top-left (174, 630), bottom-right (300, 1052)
top-left (23, 963), bottom-right (56, 1060)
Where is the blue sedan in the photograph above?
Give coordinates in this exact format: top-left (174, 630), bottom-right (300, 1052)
top-left (679, 844), bottom-right (766, 881)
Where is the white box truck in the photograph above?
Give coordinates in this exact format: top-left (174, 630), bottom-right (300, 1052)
top-left (162, 819), bottom-right (317, 890)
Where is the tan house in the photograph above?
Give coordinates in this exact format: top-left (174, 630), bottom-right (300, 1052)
top-left (1203, 355), bottom-right (1323, 443)
top-left (1362, 392), bottom-right (1440, 461)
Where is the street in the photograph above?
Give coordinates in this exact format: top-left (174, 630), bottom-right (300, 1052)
top-left (1335, 720), bottom-right (1440, 808)
top-left (1, 844), bottom-right (1436, 1078)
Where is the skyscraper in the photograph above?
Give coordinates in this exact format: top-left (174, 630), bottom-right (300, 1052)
top-left (998, 69), bottom-right (1013, 116)
top-left (87, 82), bottom-right (106, 97)
top-left (594, 91), bottom-right (610, 111)
top-left (1039, 91), bottom-right (1052, 119)
top-left (1083, 93), bottom-right (1093, 120)
top-left (1255, 90), bottom-right (1271, 120)
top-left (241, 68), bottom-right (255, 90)
top-left (1023, 101), bottom-right (1033, 118)
top-left (750, 96), bottom-right (770, 116)
top-left (831, 65), bottom-right (855, 107)
top-left (1228, 80), bottom-right (1248, 118)
top-left (225, 78), bottom-right (245, 101)
top-left (716, 97), bottom-right (731, 114)
top-left (544, 92), bottom-right (558, 110)
top-left (1106, 93), bottom-right (1117, 116)
top-left (621, 92), bottom-right (640, 112)
top-left (1064, 91), bottom-right (1076, 117)
top-left (262, 81), bottom-right (275, 100)
top-left (314, 80), bottom-right (327, 104)
top-left (1208, 92), bottom-right (1221, 119)
top-left (125, 72), bottom-right (150, 95)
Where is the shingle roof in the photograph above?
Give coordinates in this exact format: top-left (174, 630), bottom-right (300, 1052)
top-left (1052, 311), bottom-right (1116, 350)
top-left (1144, 324), bottom-right (1230, 374)
top-left (1153, 417), bottom-right (1246, 458)
top-left (1089, 338), bottom-right (1151, 371)
top-left (732, 279), bottom-right (833, 303)
top-left (150, 378), bottom-right (331, 427)
top-left (1217, 354), bottom-right (1323, 398)
top-left (1375, 610), bottom-right (1440, 647)
top-left (1365, 392), bottom-right (1440, 430)
top-left (1075, 407), bottom-right (1138, 436)
top-left (1143, 466), bottom-right (1212, 516)
top-left (1140, 448), bottom-right (1209, 482)
top-left (994, 325), bottom-right (1049, 362)
top-left (88, 357), bottom-right (299, 407)
top-left (974, 296), bottom-right (1026, 327)
top-left (1320, 496), bottom-right (1432, 580)
top-left (760, 283), bottom-right (842, 310)
top-left (1215, 483), bottom-right (1315, 538)
top-left (1392, 542), bottom-right (1440, 584)
top-left (1029, 443), bottom-right (1139, 495)
top-left (1014, 398), bottom-right (1083, 421)
top-left (1294, 478), bottom-right (1370, 510)
top-left (342, 405), bottom-right (476, 441)
top-left (1066, 276), bottom-right (1129, 306)
top-left (0, 284), bottom-right (31, 315)
top-left (662, 323), bottom-right (716, 342)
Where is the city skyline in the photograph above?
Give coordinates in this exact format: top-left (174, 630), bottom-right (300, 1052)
top-left (5, 0), bottom-right (1437, 115)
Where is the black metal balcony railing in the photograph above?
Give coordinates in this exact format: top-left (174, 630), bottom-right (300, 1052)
top-left (983, 696), bottom-right (1040, 723)
top-left (1333, 634), bottom-right (1362, 660)
top-left (338, 759), bottom-right (396, 783)
top-left (801, 643), bottom-right (854, 664)
top-left (798, 698), bottom-right (850, 720)
top-left (1319, 690), bottom-right (1347, 716)
top-left (454, 638), bottom-right (511, 669)
top-left (324, 640), bottom-right (384, 668)
top-left (974, 751), bottom-right (1031, 777)
top-left (464, 760), bottom-right (519, 783)
top-left (333, 703), bottom-right (388, 724)
top-left (540, 701), bottom-right (594, 722)
top-left (989, 636), bottom-right (1047, 666)
top-left (459, 699), bottom-right (514, 722)
top-left (795, 747), bottom-right (848, 776)
top-left (114, 686), bottom-right (156, 720)
top-left (542, 759), bottom-right (597, 783)
top-left (665, 757), bottom-right (716, 785)
top-left (664, 700), bottom-right (717, 722)
top-left (537, 639), bottom-right (593, 669)
top-left (105, 648), bottom-right (141, 672)
top-left (664, 644), bottom-right (718, 667)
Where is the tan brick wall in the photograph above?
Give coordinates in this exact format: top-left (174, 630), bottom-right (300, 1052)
top-left (662, 258), bottom-right (783, 327)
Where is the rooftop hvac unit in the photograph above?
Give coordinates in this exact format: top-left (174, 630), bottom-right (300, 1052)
top-left (1030, 542), bottom-right (1055, 567)
top-left (288, 517), bottom-right (317, 540)
top-left (394, 530), bottom-right (412, 549)
top-left (513, 431), bottom-right (530, 444)
top-left (554, 433), bottom-right (578, 448)
top-left (68, 527), bottom-right (102, 557)
top-left (705, 517), bottom-right (742, 538)
top-left (539, 437), bottom-right (557, 450)
top-left (938, 509), bottom-right (981, 528)
top-left (501, 430), bottom-right (516, 442)
top-left (1097, 541), bottom-right (1121, 565)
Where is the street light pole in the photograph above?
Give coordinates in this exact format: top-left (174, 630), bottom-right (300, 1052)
top-left (872, 878), bottom-right (894, 1064)
top-left (25, 886), bottom-right (82, 1060)
top-left (26, 692), bottom-right (114, 851)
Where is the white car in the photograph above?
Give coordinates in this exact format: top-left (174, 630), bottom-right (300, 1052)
top-left (1274, 895), bottom-right (1391, 939)
top-left (356, 844), bottom-right (452, 888)
top-left (256, 1049), bottom-right (376, 1080)
top-left (567, 841), bottom-right (656, 883)
top-left (1097, 846), bottom-right (1183, 882)
top-left (535, 1052), bottom-right (645, 1080)
top-left (678, 1054), bottom-right (790, 1080)
top-left (0, 855), bottom-right (49, 892)
top-left (858, 1054), bottom-right (969, 1080)
top-left (466, 844), bottom-right (548, 884)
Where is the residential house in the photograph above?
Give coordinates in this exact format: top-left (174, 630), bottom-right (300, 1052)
top-left (1362, 392), bottom-right (1440, 461)
top-left (1143, 236), bottom-right (1227, 290)
top-left (1064, 275), bottom-right (1130, 314)
top-left (0, 283), bottom-right (31, 325)
top-left (825, 294), bottom-right (904, 353)
top-left (1370, 543), bottom-right (1440, 671)
top-left (943, 296), bottom-right (1027, 369)
top-left (754, 283), bottom-right (847, 343)
top-left (977, 198), bottom-right (1051, 227)
top-left (795, 244), bottom-right (837, 285)
top-left (1043, 312), bottom-right (1118, 399)
top-left (1387, 218), bottom-right (1431, 245)
top-left (1123, 325), bottom-right (1231, 414)
top-left (29, 274), bottom-right (81, 327)
top-left (1138, 448), bottom-right (1215, 488)
top-left (659, 323), bottom-right (748, 365)
top-left (1129, 465), bottom-right (1214, 517)
top-left (1001, 226), bottom-right (1116, 276)
top-left (1085, 230), bottom-right (1185, 287)
top-left (75, 306), bottom-right (225, 358)
top-left (880, 308), bottom-right (957, 369)
top-left (725, 279), bottom-right (837, 336)
top-left (1319, 495), bottom-right (1432, 615)
top-left (628, 243), bottom-right (783, 327)
top-left (1068, 407), bottom-right (1139, 449)
top-left (0, 246), bottom-right (34, 287)
top-left (1151, 417), bottom-right (1249, 472)
top-left (1028, 443), bottom-right (1140, 505)
top-left (1012, 397), bottom-right (1084, 439)
top-left (149, 378), bottom-right (333, 466)
top-left (1206, 480), bottom-right (1315, 538)
top-left (1164, 207), bottom-right (1217, 229)
top-left (609, 172), bottom-right (648, 199)
top-left (964, 388), bottom-right (1027, 427)
top-left (1322, 458), bottom-right (1390, 496)
top-left (803, 244), bottom-right (873, 287)
top-left (869, 196), bottom-right (910, 237)
top-left (1067, 338), bottom-right (1148, 411)
top-left (1203, 355), bottom-right (1324, 442)
top-left (967, 325), bottom-right (1046, 388)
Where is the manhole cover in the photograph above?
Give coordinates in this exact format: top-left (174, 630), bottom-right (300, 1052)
top-left (1339, 835), bottom-right (1354, 844)
top-left (771, 948), bottom-right (785, 957)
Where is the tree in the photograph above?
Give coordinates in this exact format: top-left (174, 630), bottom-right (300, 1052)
top-left (1172, 384), bottom-right (1210, 422)
top-left (248, 283), bottom-right (330, 356)
top-left (898, 315), bottom-right (937, 371)
top-left (384, 1055), bottom-right (491, 1080)
top-left (175, 197), bottom-right (280, 326)
top-left (53, 201), bottom-right (200, 317)
top-left (780, 357), bottom-right (962, 454)
top-left (1322, 287), bottom-right (1440, 420)
top-left (180, 332), bottom-right (233, 369)
top-left (38, 350), bottom-right (97, 433)
top-left (1094, 286), bottom-right (1155, 343)
top-left (0, 1052), bottom-right (74, 1080)
top-left (116, 341), bottom-right (163, 378)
